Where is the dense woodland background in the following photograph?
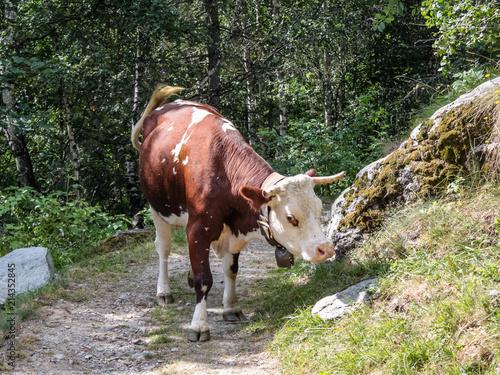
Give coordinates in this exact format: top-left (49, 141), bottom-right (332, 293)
top-left (1, 0), bottom-right (499, 263)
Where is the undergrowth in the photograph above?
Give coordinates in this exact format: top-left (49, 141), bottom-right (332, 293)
top-left (266, 181), bottom-right (500, 374)
top-left (0, 187), bottom-right (130, 269)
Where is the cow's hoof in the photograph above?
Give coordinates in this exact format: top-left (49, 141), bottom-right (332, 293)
top-left (187, 329), bottom-right (210, 342)
top-left (223, 310), bottom-right (247, 322)
top-left (156, 293), bottom-right (174, 305)
top-left (187, 272), bottom-right (194, 288)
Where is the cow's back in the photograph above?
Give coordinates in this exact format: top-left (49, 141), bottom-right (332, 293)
top-left (139, 100), bottom-right (264, 228)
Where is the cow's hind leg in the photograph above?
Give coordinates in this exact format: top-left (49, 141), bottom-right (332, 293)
top-left (151, 209), bottom-right (174, 305)
top-left (222, 252), bottom-right (247, 322)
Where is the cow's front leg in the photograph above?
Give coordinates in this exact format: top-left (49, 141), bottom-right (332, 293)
top-left (222, 252), bottom-right (247, 322)
top-left (187, 225), bottom-right (213, 342)
top-left (151, 209), bottom-right (174, 305)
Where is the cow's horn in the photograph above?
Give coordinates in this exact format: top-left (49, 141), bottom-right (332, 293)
top-left (311, 171), bottom-right (345, 185)
top-left (262, 186), bottom-right (283, 198)
top-left (261, 172), bottom-right (286, 198)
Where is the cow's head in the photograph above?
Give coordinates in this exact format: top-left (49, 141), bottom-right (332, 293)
top-left (241, 170), bottom-right (344, 263)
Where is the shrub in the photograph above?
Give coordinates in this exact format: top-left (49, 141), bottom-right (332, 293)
top-left (0, 187), bottom-right (130, 268)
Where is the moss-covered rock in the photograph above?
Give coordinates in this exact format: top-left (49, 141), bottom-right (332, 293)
top-left (327, 77), bottom-right (500, 256)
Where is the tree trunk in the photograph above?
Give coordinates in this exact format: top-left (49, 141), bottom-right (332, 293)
top-left (127, 33), bottom-right (145, 228)
top-left (278, 92), bottom-right (288, 137)
top-left (1, 0), bottom-right (38, 190)
top-left (322, 49), bottom-right (334, 128)
top-left (125, 153), bottom-right (143, 228)
top-left (243, 47), bottom-right (257, 143)
top-left (203, 0), bottom-right (221, 109)
top-left (62, 84), bottom-right (81, 199)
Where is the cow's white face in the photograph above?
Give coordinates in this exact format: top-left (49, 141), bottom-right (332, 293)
top-left (266, 175), bottom-right (334, 263)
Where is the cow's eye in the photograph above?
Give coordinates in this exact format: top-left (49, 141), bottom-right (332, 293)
top-left (286, 214), bottom-right (299, 227)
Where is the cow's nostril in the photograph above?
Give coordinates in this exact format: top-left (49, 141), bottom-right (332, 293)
top-left (317, 248), bottom-right (325, 256)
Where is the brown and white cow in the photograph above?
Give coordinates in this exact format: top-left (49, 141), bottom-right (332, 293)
top-left (131, 85), bottom-right (344, 342)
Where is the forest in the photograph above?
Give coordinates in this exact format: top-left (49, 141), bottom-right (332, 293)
top-left (1, 0), bottom-right (499, 265)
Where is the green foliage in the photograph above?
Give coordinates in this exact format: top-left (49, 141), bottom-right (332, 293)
top-left (447, 68), bottom-right (490, 98)
top-left (0, 187), bottom-right (130, 268)
top-left (373, 0), bottom-right (405, 32)
top-left (270, 119), bottom-right (362, 196)
top-left (1, 0), bottom-right (489, 215)
top-left (421, 0), bottom-right (500, 70)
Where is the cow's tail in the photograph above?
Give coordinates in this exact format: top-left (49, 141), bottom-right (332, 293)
top-left (131, 85), bottom-right (184, 150)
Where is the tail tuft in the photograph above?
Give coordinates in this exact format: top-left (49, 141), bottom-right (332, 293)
top-left (131, 85), bottom-right (184, 150)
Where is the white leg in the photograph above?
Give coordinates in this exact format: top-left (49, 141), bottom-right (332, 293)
top-left (151, 208), bottom-right (174, 305)
top-left (222, 253), bottom-right (246, 322)
top-left (188, 296), bottom-right (210, 341)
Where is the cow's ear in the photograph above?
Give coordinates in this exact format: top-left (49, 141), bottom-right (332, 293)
top-left (305, 169), bottom-right (316, 177)
top-left (240, 186), bottom-right (272, 211)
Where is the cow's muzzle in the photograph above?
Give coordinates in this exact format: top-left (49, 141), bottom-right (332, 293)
top-left (311, 242), bottom-right (334, 263)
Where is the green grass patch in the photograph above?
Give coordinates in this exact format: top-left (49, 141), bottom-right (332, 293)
top-left (268, 183), bottom-right (500, 374)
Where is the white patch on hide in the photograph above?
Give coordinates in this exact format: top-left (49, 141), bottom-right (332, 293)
top-left (222, 120), bottom-right (236, 132)
top-left (158, 211), bottom-right (188, 227)
top-left (172, 107), bottom-right (211, 162)
top-left (211, 224), bottom-right (261, 259)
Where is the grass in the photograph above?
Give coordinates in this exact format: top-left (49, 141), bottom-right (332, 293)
top-left (263, 182), bottom-right (500, 374)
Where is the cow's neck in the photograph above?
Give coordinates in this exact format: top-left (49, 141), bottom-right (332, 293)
top-left (225, 146), bottom-right (275, 191)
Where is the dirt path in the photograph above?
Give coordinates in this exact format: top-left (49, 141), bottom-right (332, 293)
top-left (9, 240), bottom-right (281, 375)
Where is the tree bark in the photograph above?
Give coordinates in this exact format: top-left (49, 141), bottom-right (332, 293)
top-left (1, 0), bottom-right (38, 190)
top-left (322, 48), bottom-right (334, 128)
top-left (127, 32), bottom-right (145, 228)
top-left (277, 74), bottom-right (288, 138)
top-left (203, 0), bottom-right (221, 109)
top-left (243, 47), bottom-right (257, 143)
top-left (62, 84), bottom-right (81, 199)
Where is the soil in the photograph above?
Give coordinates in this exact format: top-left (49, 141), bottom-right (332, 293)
top-left (6, 240), bottom-right (281, 375)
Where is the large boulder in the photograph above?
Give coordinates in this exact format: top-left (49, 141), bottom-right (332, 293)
top-left (0, 247), bottom-right (56, 304)
top-left (327, 77), bottom-right (500, 256)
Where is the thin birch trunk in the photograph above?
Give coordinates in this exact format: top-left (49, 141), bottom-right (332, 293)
top-left (62, 85), bottom-right (81, 199)
top-left (127, 32), bottom-right (145, 228)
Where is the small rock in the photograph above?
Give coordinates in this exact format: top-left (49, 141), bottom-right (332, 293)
top-left (312, 278), bottom-right (379, 320)
top-left (171, 347), bottom-right (179, 352)
top-left (54, 354), bottom-right (65, 360)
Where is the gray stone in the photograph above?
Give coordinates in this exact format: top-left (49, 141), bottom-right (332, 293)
top-left (312, 278), bottom-right (378, 320)
top-left (0, 247), bottom-right (55, 304)
top-left (326, 77), bottom-right (500, 256)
